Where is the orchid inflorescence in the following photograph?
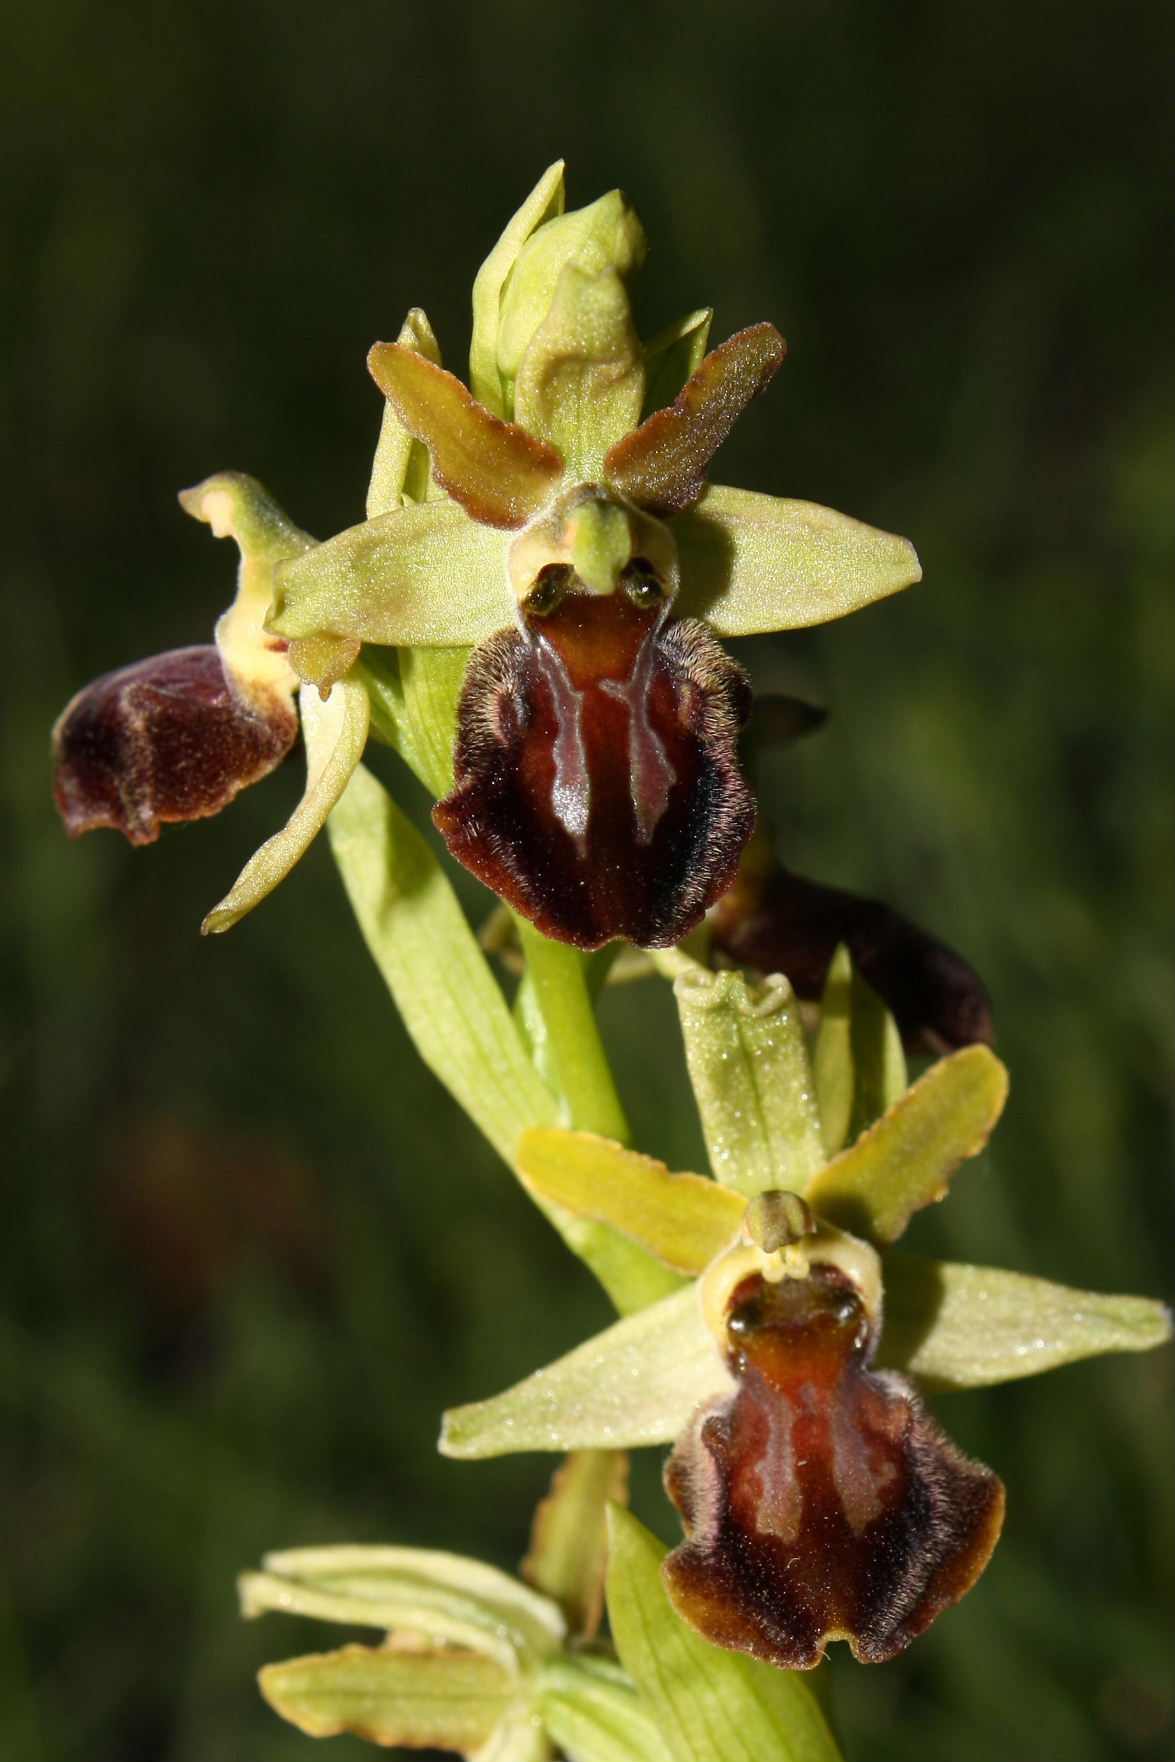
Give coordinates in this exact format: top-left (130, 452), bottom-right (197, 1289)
top-left (51, 166), bottom-right (1170, 1761)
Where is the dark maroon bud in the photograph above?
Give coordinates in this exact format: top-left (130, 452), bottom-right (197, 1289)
top-left (663, 1264), bottom-right (1004, 1668)
top-left (434, 582), bottom-right (755, 950)
top-left (53, 646), bottom-right (298, 846)
top-left (712, 862), bottom-right (994, 1054)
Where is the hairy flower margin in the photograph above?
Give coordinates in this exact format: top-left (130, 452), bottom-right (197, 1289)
top-left (54, 162), bottom-right (920, 952)
top-left (50, 169), bottom-right (1172, 1760)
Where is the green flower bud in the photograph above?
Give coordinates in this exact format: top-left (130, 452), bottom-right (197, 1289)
top-left (496, 190), bottom-right (646, 388)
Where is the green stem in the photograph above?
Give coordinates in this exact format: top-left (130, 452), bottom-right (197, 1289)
top-left (515, 917), bottom-right (629, 1145)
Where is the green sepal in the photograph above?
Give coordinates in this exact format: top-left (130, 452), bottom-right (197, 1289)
top-left (367, 306), bottom-right (442, 517)
top-left (440, 1284), bottom-right (730, 1458)
top-left (202, 676), bottom-right (370, 934)
top-left (642, 309), bottom-right (713, 419)
top-left (879, 1252), bottom-right (1173, 1390)
top-left (673, 966), bottom-right (825, 1197)
top-left (269, 499), bottom-right (511, 653)
top-left (327, 764), bottom-right (675, 1312)
top-left (516, 1128), bottom-right (743, 1276)
top-left (806, 1044), bottom-right (1008, 1244)
top-left (605, 1508), bottom-right (843, 1762)
top-left (523, 1450), bottom-right (630, 1641)
top-left (241, 1544), bottom-right (565, 1665)
top-left (470, 161), bottom-right (566, 415)
top-left (257, 1644), bottom-right (522, 1756)
top-left (672, 485), bottom-right (921, 635)
top-left (539, 1654), bottom-right (675, 1762)
top-left (513, 264), bottom-right (646, 477)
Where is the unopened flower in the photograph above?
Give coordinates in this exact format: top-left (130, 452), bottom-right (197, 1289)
top-left (271, 165), bottom-right (922, 950)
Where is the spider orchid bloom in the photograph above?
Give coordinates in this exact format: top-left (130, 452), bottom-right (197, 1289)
top-left (51, 473), bottom-right (372, 935)
top-left (439, 962), bottom-right (1171, 1670)
top-left (269, 165), bottom-right (923, 950)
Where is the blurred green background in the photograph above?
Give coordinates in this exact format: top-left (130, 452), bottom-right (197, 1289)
top-left (1, 2), bottom-right (1171, 1758)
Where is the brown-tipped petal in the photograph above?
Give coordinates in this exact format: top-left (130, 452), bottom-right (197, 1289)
top-left (366, 344), bottom-right (563, 529)
top-left (434, 596), bottom-right (754, 950)
top-left (663, 1265), bottom-right (1004, 1669)
top-left (712, 863), bottom-right (994, 1055)
top-left (52, 646), bottom-right (297, 846)
top-left (604, 323), bottom-right (786, 516)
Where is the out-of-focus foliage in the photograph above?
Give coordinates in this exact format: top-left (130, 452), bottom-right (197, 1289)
top-left (0, 2), bottom-right (1170, 1759)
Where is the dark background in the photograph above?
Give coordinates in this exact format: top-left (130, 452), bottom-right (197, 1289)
top-left (1, 2), bottom-right (1171, 1758)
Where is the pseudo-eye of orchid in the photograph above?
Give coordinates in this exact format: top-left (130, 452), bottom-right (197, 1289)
top-left (51, 164), bottom-right (919, 950)
top-left (439, 958), bottom-right (1171, 1671)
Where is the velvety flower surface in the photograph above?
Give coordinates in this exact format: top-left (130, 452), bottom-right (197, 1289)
top-left (271, 167), bottom-right (923, 949)
top-left (439, 959), bottom-right (1171, 1669)
top-left (53, 644), bottom-right (297, 845)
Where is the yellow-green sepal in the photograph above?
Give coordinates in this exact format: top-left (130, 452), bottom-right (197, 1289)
top-left (879, 1253), bottom-right (1173, 1390)
top-left (269, 500), bottom-right (511, 655)
top-left (440, 1284), bottom-right (731, 1458)
top-left (673, 965), bottom-right (825, 1197)
top-left (513, 264), bottom-right (646, 477)
top-left (673, 485), bottom-right (921, 634)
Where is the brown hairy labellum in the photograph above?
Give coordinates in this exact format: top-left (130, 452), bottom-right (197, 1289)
top-left (712, 861), bottom-right (994, 1054)
top-left (663, 1263), bottom-right (1004, 1668)
top-left (434, 573), bottom-right (755, 949)
top-left (53, 645), bottom-right (298, 846)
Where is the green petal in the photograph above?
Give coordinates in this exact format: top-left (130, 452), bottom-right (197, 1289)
top-left (513, 265), bottom-right (646, 478)
top-left (540, 1655), bottom-right (675, 1762)
top-left (641, 309), bottom-right (713, 420)
top-left (241, 1544), bottom-right (565, 1664)
top-left (201, 676), bottom-right (370, 934)
top-left (516, 1128), bottom-right (743, 1276)
top-left (806, 1045), bottom-right (1008, 1244)
top-left (367, 345), bottom-right (563, 528)
top-left (879, 1252), bottom-right (1174, 1390)
top-left (269, 499), bottom-right (511, 652)
top-left (258, 1644), bottom-right (519, 1754)
top-left (523, 1450), bottom-right (630, 1641)
top-left (440, 1285), bottom-right (731, 1458)
top-left (673, 966), bottom-right (825, 1198)
top-left (366, 307), bottom-right (442, 517)
top-left (846, 962), bottom-right (908, 1137)
top-left (605, 1509), bottom-right (843, 1762)
top-left (672, 485), bottom-right (921, 635)
top-left (604, 325), bottom-right (785, 516)
top-left (470, 161), bottom-right (566, 415)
